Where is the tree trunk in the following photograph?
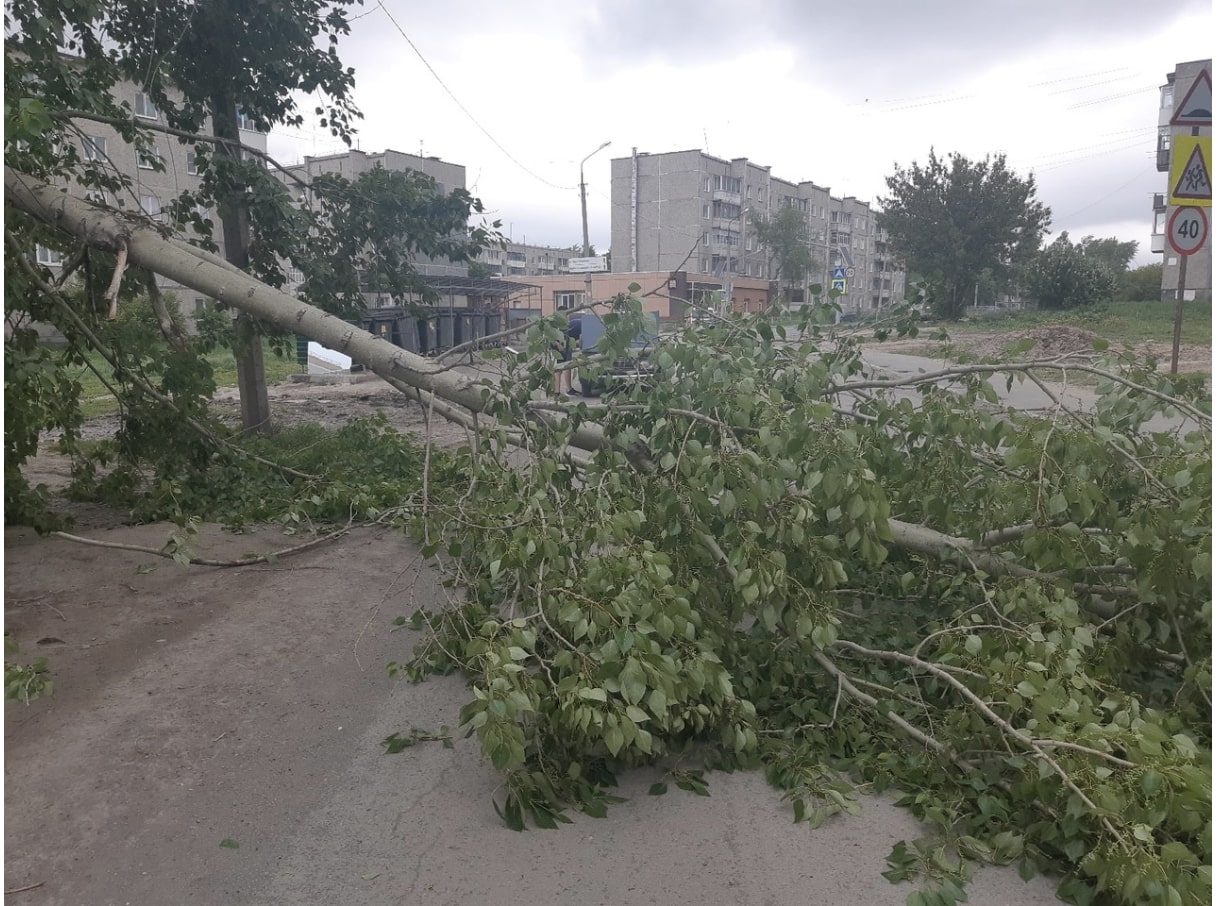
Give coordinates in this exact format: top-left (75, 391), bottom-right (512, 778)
top-left (209, 92), bottom-right (272, 434)
top-left (0, 166), bottom-right (1147, 594)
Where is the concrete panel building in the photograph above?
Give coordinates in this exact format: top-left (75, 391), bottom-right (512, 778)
top-left (610, 148), bottom-right (905, 313)
top-left (476, 240), bottom-right (576, 277)
top-left (277, 148), bottom-right (469, 281)
top-left (1151, 59), bottom-right (1212, 302)
top-left (26, 78), bottom-right (266, 320)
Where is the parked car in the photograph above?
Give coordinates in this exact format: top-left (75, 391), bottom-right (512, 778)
top-left (575, 311), bottom-right (661, 397)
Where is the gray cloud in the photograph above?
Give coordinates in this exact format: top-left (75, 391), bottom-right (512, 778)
top-left (577, 0), bottom-right (1209, 95)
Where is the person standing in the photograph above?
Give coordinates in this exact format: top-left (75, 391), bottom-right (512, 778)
top-left (554, 315), bottom-right (582, 395)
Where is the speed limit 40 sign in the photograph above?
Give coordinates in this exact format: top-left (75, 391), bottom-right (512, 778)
top-left (1167, 206), bottom-right (1208, 256)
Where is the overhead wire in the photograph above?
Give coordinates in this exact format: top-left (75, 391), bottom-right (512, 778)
top-left (370, 0), bottom-right (576, 191)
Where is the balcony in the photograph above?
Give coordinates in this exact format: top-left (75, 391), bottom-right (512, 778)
top-left (713, 217), bottom-right (740, 231)
top-left (712, 189), bottom-right (741, 205)
top-left (1151, 233), bottom-right (1165, 254)
top-left (1157, 148), bottom-right (1170, 172)
top-left (1153, 193), bottom-right (1166, 211)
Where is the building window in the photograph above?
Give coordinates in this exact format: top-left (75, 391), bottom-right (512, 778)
top-left (1161, 85), bottom-right (1174, 109)
top-left (555, 291), bottom-right (583, 310)
top-left (140, 193), bottom-right (162, 218)
top-left (82, 135), bottom-right (107, 161)
top-left (134, 92), bottom-right (158, 119)
top-left (36, 245), bottom-right (63, 265)
top-left (507, 251), bottom-right (526, 262)
top-left (236, 108), bottom-right (256, 131)
top-left (137, 144), bottom-right (161, 170)
top-left (702, 203), bottom-right (710, 219)
top-left (702, 232), bottom-right (709, 246)
top-left (186, 151), bottom-right (201, 175)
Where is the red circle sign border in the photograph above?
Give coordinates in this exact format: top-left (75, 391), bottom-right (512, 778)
top-left (1167, 206), bottom-right (1208, 257)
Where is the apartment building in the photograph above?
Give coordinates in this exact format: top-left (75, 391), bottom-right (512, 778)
top-left (25, 78), bottom-right (267, 319)
top-left (276, 148), bottom-right (469, 281)
top-left (609, 148), bottom-right (905, 312)
top-left (476, 240), bottom-right (576, 277)
top-left (1151, 59), bottom-right (1212, 302)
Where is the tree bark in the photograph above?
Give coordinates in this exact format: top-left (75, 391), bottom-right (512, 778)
top-left (2, 167), bottom-right (1141, 599)
top-left (210, 91), bottom-right (272, 434)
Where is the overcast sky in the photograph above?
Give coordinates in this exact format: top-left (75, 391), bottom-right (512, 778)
top-left (266, 0), bottom-right (1213, 266)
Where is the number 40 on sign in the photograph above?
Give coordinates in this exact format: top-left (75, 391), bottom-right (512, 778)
top-left (1167, 206), bottom-right (1207, 257)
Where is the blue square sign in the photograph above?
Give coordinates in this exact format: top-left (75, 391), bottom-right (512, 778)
top-left (832, 266), bottom-right (847, 279)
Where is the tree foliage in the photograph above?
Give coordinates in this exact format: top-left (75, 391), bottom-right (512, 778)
top-left (4, 0), bottom-right (496, 517)
top-left (1119, 264), bottom-right (1165, 303)
top-left (1078, 235), bottom-right (1139, 277)
top-left (879, 149), bottom-right (1051, 319)
top-left (1024, 233), bottom-right (1119, 311)
top-left (5, 14), bottom-right (1213, 905)
top-left (393, 299), bottom-right (1209, 905)
top-left (750, 206), bottom-right (815, 295)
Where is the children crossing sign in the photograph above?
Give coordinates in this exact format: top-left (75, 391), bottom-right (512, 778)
top-left (1168, 136), bottom-right (1212, 207)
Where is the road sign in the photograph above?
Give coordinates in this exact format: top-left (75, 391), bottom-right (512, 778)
top-left (1168, 136), bottom-right (1211, 207)
top-left (845, 267), bottom-right (856, 278)
top-left (831, 266), bottom-right (846, 280)
top-left (1170, 68), bottom-right (1212, 127)
top-left (830, 278), bottom-right (847, 294)
top-left (1167, 206), bottom-right (1208, 256)
top-left (568, 256), bottom-right (607, 273)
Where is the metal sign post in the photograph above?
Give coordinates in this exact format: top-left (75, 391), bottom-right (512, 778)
top-left (1166, 207), bottom-right (1209, 374)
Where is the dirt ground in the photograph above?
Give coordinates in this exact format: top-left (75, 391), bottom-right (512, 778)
top-left (0, 354), bottom-right (1120, 904)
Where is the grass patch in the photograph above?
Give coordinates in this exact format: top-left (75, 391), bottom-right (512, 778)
top-left (65, 340), bottom-right (302, 418)
top-left (949, 301), bottom-right (1212, 347)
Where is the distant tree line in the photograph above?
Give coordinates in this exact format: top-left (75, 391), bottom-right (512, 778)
top-left (878, 149), bottom-right (1166, 315)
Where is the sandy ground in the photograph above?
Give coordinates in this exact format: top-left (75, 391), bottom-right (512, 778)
top-left (2, 373), bottom-right (1074, 905)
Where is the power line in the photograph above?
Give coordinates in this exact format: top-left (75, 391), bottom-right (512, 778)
top-left (1053, 163), bottom-right (1156, 221)
top-left (371, 1), bottom-right (576, 191)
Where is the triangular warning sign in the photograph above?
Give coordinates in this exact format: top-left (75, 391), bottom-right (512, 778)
top-left (1171, 143), bottom-right (1212, 201)
top-left (1171, 69), bottom-right (1212, 127)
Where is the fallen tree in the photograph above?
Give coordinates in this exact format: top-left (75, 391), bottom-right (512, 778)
top-left (6, 169), bottom-right (1213, 905)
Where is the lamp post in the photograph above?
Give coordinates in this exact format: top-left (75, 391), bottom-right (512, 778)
top-left (579, 140), bottom-right (611, 307)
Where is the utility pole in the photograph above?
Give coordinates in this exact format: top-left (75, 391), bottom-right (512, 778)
top-left (580, 141), bottom-right (611, 308)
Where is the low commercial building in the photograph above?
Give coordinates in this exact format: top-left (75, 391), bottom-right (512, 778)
top-left (500, 270), bottom-right (775, 324)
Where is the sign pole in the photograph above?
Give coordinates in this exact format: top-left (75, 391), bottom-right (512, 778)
top-left (1171, 252), bottom-right (1188, 375)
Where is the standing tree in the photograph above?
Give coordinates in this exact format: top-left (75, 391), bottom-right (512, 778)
top-left (4, 0), bottom-right (493, 519)
top-left (879, 149), bottom-right (1050, 318)
top-left (1078, 235), bottom-right (1139, 277)
top-left (1119, 263), bottom-right (1164, 302)
top-left (750, 206), bottom-right (814, 300)
top-left (1023, 232), bottom-right (1118, 311)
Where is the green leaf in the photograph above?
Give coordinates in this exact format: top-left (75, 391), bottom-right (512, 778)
top-left (648, 782), bottom-right (668, 796)
top-left (219, 838), bottom-right (240, 850)
top-left (964, 634), bottom-right (982, 655)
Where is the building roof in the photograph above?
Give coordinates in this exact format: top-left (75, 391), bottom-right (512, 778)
top-left (420, 275), bottom-right (538, 296)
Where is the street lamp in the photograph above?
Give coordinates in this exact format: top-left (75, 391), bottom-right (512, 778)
top-left (580, 140), bottom-right (611, 260)
top-left (580, 142), bottom-right (612, 324)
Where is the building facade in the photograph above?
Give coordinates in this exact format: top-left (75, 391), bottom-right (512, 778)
top-left (25, 79), bottom-right (266, 320)
top-left (500, 270), bottom-right (774, 325)
top-left (609, 148), bottom-right (905, 312)
top-left (1151, 59), bottom-right (1212, 302)
top-left (277, 148), bottom-right (469, 280)
top-left (475, 240), bottom-right (576, 278)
